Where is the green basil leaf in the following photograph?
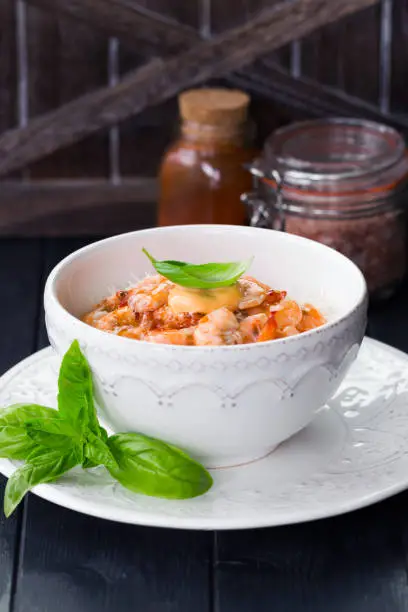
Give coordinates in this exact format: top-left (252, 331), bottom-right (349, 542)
top-left (142, 248), bottom-right (251, 289)
top-left (183, 261), bottom-right (251, 283)
top-left (25, 443), bottom-right (82, 466)
top-left (25, 417), bottom-right (78, 437)
top-left (82, 458), bottom-right (98, 469)
top-left (107, 433), bottom-right (213, 499)
top-left (0, 405), bottom-right (59, 460)
top-left (3, 446), bottom-right (81, 517)
top-left (0, 426), bottom-right (39, 460)
top-left (26, 429), bottom-right (78, 452)
top-left (83, 432), bottom-right (117, 470)
top-left (57, 340), bottom-right (100, 436)
top-left (82, 427), bottom-right (110, 468)
top-left (0, 404), bottom-right (57, 427)
top-left (99, 427), bottom-right (109, 442)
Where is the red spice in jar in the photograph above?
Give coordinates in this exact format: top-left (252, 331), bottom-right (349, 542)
top-left (275, 210), bottom-right (405, 299)
top-left (244, 119), bottom-right (408, 300)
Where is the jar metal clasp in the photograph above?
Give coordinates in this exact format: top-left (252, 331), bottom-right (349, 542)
top-left (241, 160), bottom-right (286, 231)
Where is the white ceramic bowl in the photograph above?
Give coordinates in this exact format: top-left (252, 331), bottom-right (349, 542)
top-left (44, 225), bottom-right (367, 468)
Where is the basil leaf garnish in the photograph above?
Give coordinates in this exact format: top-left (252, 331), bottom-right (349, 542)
top-left (107, 433), bottom-right (213, 499)
top-left (143, 248), bottom-right (251, 289)
top-left (1, 341), bottom-right (213, 516)
top-left (57, 340), bottom-right (100, 437)
top-left (3, 446), bottom-right (81, 517)
top-left (83, 432), bottom-right (117, 470)
top-left (0, 404), bottom-right (58, 427)
top-left (0, 404), bottom-right (61, 460)
top-left (26, 429), bottom-right (78, 452)
top-left (0, 426), bottom-right (39, 460)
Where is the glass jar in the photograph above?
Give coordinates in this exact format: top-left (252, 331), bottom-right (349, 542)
top-left (158, 88), bottom-right (257, 226)
top-left (242, 118), bottom-right (408, 300)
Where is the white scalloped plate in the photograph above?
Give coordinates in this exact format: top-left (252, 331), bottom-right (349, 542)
top-left (1, 338), bottom-right (408, 530)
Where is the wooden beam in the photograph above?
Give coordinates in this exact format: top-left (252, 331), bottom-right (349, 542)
top-left (231, 60), bottom-right (408, 133)
top-left (0, 178), bottom-right (157, 227)
top-left (24, 0), bottom-right (197, 55)
top-left (24, 1), bottom-right (408, 137)
top-left (0, 0), bottom-right (378, 177)
top-left (26, 0), bottom-right (393, 127)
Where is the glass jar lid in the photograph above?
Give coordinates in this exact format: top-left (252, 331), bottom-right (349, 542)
top-left (259, 118), bottom-right (408, 193)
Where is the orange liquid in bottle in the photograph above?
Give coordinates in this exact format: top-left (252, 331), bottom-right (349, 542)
top-left (158, 88), bottom-right (257, 226)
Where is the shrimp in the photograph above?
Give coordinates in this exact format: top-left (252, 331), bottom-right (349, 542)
top-left (298, 305), bottom-right (326, 332)
top-left (274, 300), bottom-right (302, 329)
top-left (243, 276), bottom-right (271, 291)
top-left (82, 289), bottom-right (130, 326)
top-left (244, 289), bottom-right (287, 317)
top-left (194, 307), bottom-right (242, 346)
top-left (116, 325), bottom-right (144, 340)
top-left (82, 308), bottom-right (109, 327)
top-left (244, 305), bottom-right (271, 316)
top-left (237, 277), bottom-right (267, 310)
top-left (95, 307), bottom-right (136, 332)
top-left (145, 328), bottom-right (195, 346)
top-left (257, 314), bottom-right (278, 342)
top-left (239, 313), bottom-right (268, 343)
top-left (88, 289), bottom-right (129, 314)
top-left (277, 325), bottom-right (300, 338)
top-left (128, 275), bottom-right (173, 314)
top-left (265, 290), bottom-right (287, 306)
top-left (150, 306), bottom-right (202, 330)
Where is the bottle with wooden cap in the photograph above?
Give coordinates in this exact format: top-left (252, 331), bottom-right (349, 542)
top-left (158, 88), bottom-right (256, 226)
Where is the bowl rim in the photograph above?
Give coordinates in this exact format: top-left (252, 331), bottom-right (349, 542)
top-left (44, 225), bottom-right (368, 352)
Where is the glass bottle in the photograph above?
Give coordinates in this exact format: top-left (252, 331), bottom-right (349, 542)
top-left (158, 88), bottom-right (257, 226)
top-left (243, 118), bottom-right (408, 300)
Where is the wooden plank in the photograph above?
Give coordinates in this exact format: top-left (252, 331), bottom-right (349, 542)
top-left (0, 0), bottom-right (19, 182)
top-left (0, 178), bottom-right (157, 235)
top-left (119, 101), bottom-right (178, 178)
top-left (215, 494), bottom-right (408, 612)
top-left (368, 286), bottom-right (408, 353)
top-left (118, 1), bottom-right (198, 178)
top-left (301, 4), bottom-right (381, 104)
top-left (0, 201), bottom-right (156, 237)
top-left (0, 178), bottom-right (157, 228)
top-left (26, 0), bottom-right (199, 55)
top-left (26, 3), bottom-right (109, 179)
top-left (22, 0), bottom-right (382, 180)
top-left (0, 239), bottom-right (42, 612)
top-left (136, 0), bottom-right (199, 28)
top-left (25, 0), bottom-right (291, 80)
top-left (0, 0), bottom-right (17, 134)
top-left (210, 0), bottom-right (291, 67)
top-left (14, 498), bottom-right (213, 612)
top-left (0, 240), bottom-right (42, 372)
top-left (211, 0), bottom-right (281, 32)
top-left (0, 485), bottom-right (21, 612)
top-left (230, 60), bottom-right (408, 133)
top-left (390, 0), bottom-right (408, 113)
top-left (0, 0), bottom-right (379, 178)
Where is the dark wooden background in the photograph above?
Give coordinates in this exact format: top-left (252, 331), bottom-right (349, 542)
top-left (0, 0), bottom-right (406, 235)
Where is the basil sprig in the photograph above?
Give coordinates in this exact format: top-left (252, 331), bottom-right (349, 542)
top-left (143, 248), bottom-right (251, 289)
top-left (0, 341), bottom-right (212, 516)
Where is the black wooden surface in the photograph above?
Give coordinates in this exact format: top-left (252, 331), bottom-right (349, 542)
top-left (2, 237), bottom-right (408, 612)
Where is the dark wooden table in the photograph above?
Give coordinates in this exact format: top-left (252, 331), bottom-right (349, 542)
top-left (2, 236), bottom-right (408, 612)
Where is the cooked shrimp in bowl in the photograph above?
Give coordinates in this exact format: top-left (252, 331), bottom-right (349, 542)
top-left (82, 250), bottom-right (326, 346)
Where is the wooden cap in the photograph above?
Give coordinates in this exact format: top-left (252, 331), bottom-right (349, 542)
top-left (178, 88), bottom-right (250, 126)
